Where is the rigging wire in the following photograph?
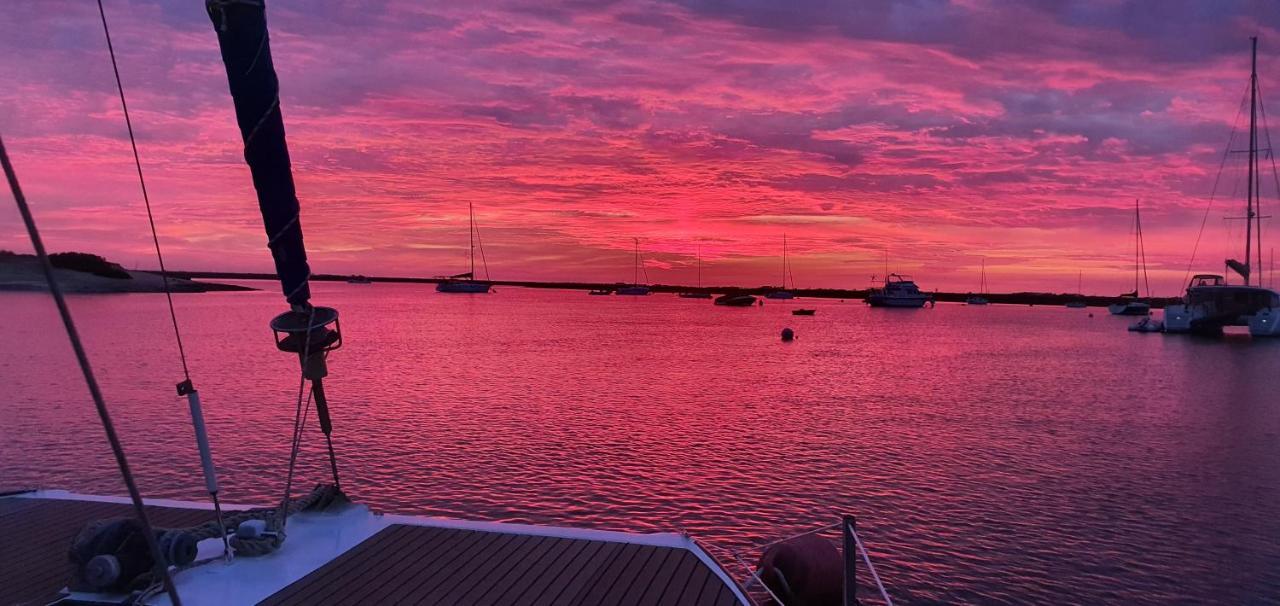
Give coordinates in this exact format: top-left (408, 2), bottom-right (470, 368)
top-left (1, 136), bottom-right (183, 605)
top-left (1182, 82), bottom-right (1251, 287)
top-left (474, 209), bottom-right (491, 281)
top-left (95, 0), bottom-right (191, 382)
top-left (1138, 201), bottom-right (1152, 298)
top-left (97, 0), bottom-right (231, 556)
top-left (279, 307), bottom-right (317, 527)
top-left (1256, 82), bottom-right (1277, 277)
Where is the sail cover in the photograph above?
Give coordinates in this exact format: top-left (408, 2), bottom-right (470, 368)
top-left (1226, 259), bottom-right (1250, 282)
top-left (448, 271), bottom-right (474, 280)
top-left (207, 0), bottom-right (311, 307)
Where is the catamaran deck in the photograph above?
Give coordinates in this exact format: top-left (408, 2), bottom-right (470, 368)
top-left (0, 491), bottom-right (748, 605)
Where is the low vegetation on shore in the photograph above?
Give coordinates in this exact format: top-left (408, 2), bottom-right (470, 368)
top-left (0, 250), bottom-right (252, 293)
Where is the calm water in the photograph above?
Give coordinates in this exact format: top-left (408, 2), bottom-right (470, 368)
top-left (2, 284), bottom-right (1278, 604)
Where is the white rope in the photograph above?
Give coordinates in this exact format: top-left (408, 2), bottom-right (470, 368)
top-left (848, 521), bottom-right (893, 606)
top-left (732, 553), bottom-right (785, 606)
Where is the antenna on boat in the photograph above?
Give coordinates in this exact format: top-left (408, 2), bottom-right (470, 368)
top-left (95, 0), bottom-right (231, 558)
top-left (208, 0), bottom-right (344, 502)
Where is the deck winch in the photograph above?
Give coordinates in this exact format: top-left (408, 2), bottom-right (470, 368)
top-left (270, 306), bottom-right (344, 489)
top-left (69, 519), bottom-right (197, 593)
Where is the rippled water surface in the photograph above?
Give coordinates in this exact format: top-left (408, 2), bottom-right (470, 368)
top-left (2, 284), bottom-right (1278, 604)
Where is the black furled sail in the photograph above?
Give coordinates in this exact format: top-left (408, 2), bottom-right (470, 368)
top-left (207, 0), bottom-right (311, 309)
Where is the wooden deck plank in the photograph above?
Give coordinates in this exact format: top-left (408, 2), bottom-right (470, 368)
top-left (471, 534), bottom-right (564, 603)
top-left (322, 527), bottom-right (471, 606)
top-left (427, 533), bottom-right (542, 604)
top-left (410, 531), bottom-right (523, 604)
top-left (509, 537), bottom-right (601, 605)
top-left (258, 524), bottom-right (419, 606)
top-left (563, 542), bottom-right (652, 605)
top-left (606, 546), bottom-right (674, 605)
top-left (370, 527), bottom-right (505, 603)
top-left (634, 548), bottom-right (693, 605)
top-left (713, 581), bottom-right (742, 606)
top-left (318, 525), bottom-right (453, 603)
top-left (692, 566), bottom-right (732, 606)
top-left (673, 559), bottom-right (714, 606)
top-left (656, 551), bottom-right (704, 604)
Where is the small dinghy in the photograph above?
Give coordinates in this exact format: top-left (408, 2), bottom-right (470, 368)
top-left (1128, 316), bottom-right (1164, 333)
top-left (792, 309), bottom-right (816, 316)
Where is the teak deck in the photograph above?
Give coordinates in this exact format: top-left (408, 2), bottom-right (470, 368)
top-left (260, 524), bottom-right (742, 606)
top-left (0, 493), bottom-right (746, 606)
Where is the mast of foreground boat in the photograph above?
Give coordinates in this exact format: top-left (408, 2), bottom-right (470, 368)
top-left (209, 0), bottom-right (343, 494)
top-left (633, 237), bottom-right (640, 286)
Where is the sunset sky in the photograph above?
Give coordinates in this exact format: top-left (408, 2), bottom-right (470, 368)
top-left (3, 1), bottom-right (1280, 293)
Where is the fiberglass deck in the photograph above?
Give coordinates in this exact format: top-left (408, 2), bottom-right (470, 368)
top-left (0, 493), bottom-right (746, 606)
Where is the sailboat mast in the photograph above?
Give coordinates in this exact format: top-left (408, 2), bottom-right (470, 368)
top-left (980, 258), bottom-right (986, 294)
top-left (633, 238), bottom-right (639, 286)
top-left (697, 245), bottom-right (702, 288)
top-left (782, 233), bottom-right (787, 289)
top-left (469, 202), bottom-right (475, 277)
top-left (1246, 36), bottom-right (1258, 285)
top-left (1133, 199), bottom-right (1140, 294)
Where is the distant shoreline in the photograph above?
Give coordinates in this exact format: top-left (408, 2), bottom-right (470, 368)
top-left (0, 254), bottom-right (253, 294)
top-left (171, 270), bottom-right (1182, 308)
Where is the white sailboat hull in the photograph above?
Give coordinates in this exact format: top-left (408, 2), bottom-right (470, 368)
top-left (1108, 301), bottom-right (1150, 316)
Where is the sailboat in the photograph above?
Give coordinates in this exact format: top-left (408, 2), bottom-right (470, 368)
top-left (1066, 272), bottom-right (1087, 308)
top-left (615, 238), bottom-right (651, 295)
top-left (678, 246), bottom-right (712, 298)
top-left (765, 233), bottom-right (796, 299)
top-left (1107, 199), bottom-right (1152, 316)
top-left (435, 203), bottom-right (491, 293)
top-left (965, 258), bottom-right (989, 305)
top-left (1166, 38), bottom-right (1280, 336)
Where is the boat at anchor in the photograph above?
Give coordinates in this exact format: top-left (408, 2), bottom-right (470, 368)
top-left (1108, 199), bottom-right (1152, 316)
top-left (435, 202), bottom-right (492, 293)
top-left (1165, 38), bottom-right (1280, 336)
top-left (765, 233), bottom-right (797, 299)
top-left (965, 258), bottom-right (989, 305)
top-left (616, 238), bottom-right (651, 295)
top-left (868, 274), bottom-right (931, 308)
